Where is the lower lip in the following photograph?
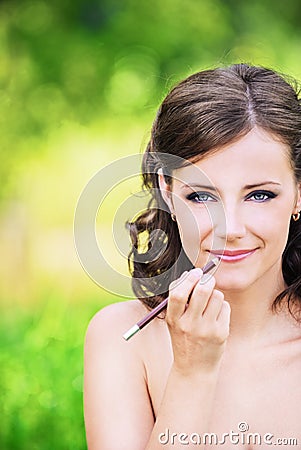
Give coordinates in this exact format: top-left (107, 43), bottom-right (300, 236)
top-left (211, 249), bottom-right (257, 263)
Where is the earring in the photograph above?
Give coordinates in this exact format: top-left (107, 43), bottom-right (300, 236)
top-left (171, 213), bottom-right (176, 222)
top-left (292, 212), bottom-right (300, 221)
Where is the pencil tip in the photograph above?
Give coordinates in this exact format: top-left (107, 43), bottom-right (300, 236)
top-left (212, 256), bottom-right (221, 266)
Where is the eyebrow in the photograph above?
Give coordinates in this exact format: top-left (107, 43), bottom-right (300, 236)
top-left (180, 181), bottom-right (282, 191)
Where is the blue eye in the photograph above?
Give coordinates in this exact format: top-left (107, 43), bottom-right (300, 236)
top-left (246, 190), bottom-right (277, 202)
top-left (186, 192), bottom-right (217, 203)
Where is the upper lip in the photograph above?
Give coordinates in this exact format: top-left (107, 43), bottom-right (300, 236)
top-left (210, 249), bottom-right (257, 256)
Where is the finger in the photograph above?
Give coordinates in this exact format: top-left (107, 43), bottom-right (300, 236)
top-left (202, 290), bottom-right (224, 321)
top-left (185, 275), bottom-right (216, 319)
top-left (177, 270), bottom-right (189, 283)
top-left (167, 268), bottom-right (203, 320)
top-left (169, 270), bottom-right (189, 290)
top-left (217, 300), bottom-right (231, 325)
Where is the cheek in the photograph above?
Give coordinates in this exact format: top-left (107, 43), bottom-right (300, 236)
top-left (175, 207), bottom-right (213, 264)
top-left (267, 217), bottom-right (291, 253)
top-left (247, 206), bottom-right (291, 253)
top-left (252, 201), bottom-right (291, 229)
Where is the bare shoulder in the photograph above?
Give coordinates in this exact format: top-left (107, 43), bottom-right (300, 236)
top-left (84, 300), bottom-right (157, 449)
top-left (84, 299), bottom-right (157, 363)
top-left (86, 299), bottom-right (149, 340)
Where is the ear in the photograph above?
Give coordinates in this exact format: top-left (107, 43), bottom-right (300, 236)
top-left (294, 182), bottom-right (301, 213)
top-left (157, 168), bottom-right (174, 213)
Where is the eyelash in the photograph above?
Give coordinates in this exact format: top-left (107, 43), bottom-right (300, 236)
top-left (246, 190), bottom-right (278, 202)
top-left (186, 190), bottom-right (278, 203)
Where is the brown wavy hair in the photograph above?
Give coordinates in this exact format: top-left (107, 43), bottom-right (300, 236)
top-left (127, 63), bottom-right (301, 318)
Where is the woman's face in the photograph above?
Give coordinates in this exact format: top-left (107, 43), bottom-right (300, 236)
top-left (159, 127), bottom-right (301, 292)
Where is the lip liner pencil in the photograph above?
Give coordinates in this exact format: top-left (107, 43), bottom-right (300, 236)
top-left (123, 257), bottom-right (220, 341)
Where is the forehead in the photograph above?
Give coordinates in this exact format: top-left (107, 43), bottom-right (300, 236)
top-left (172, 128), bottom-right (292, 187)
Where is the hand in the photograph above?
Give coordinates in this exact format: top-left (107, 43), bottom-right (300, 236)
top-left (166, 268), bottom-right (231, 376)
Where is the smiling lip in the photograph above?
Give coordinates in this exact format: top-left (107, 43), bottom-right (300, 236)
top-left (210, 249), bottom-right (258, 262)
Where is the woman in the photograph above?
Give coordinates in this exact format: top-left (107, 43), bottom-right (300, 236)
top-left (84, 64), bottom-right (301, 449)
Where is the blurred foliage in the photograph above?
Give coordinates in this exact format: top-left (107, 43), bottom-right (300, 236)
top-left (1, 0), bottom-right (301, 448)
top-left (0, 293), bottom-right (118, 450)
top-left (0, 298), bottom-right (85, 450)
top-left (2, 0), bottom-right (301, 200)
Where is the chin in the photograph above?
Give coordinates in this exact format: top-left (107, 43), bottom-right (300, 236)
top-left (215, 274), bottom-right (252, 293)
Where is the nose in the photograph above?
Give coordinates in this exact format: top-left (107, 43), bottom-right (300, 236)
top-left (214, 204), bottom-right (247, 241)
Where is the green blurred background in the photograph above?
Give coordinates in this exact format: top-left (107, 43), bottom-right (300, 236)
top-left (1, 0), bottom-right (301, 448)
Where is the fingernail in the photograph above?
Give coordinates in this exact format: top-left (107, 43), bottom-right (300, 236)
top-left (189, 268), bottom-right (203, 279)
top-left (199, 273), bottom-right (211, 284)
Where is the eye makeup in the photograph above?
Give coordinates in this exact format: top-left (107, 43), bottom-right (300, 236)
top-left (186, 192), bottom-right (218, 203)
top-left (185, 189), bottom-right (279, 204)
top-left (245, 190), bottom-right (278, 202)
